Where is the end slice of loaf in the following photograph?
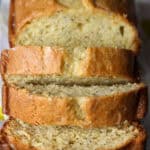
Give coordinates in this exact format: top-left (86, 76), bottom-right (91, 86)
top-left (0, 46), bottom-right (135, 85)
top-left (0, 119), bottom-right (146, 150)
top-left (9, 0), bottom-right (140, 52)
top-left (2, 83), bottom-right (147, 127)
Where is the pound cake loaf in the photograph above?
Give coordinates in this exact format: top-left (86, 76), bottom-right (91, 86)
top-left (0, 46), bottom-right (135, 85)
top-left (2, 83), bottom-right (147, 127)
top-left (0, 119), bottom-right (146, 150)
top-left (9, 0), bottom-right (140, 52)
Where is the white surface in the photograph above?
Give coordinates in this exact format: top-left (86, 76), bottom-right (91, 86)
top-left (0, 0), bottom-right (150, 149)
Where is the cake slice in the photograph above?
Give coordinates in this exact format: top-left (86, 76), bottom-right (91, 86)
top-left (0, 46), bottom-right (135, 85)
top-left (0, 119), bottom-right (146, 150)
top-left (2, 83), bottom-right (147, 128)
top-left (9, 0), bottom-right (139, 52)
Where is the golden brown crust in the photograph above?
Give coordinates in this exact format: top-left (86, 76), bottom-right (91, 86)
top-left (9, 0), bottom-right (63, 46)
top-left (0, 119), bottom-right (37, 150)
top-left (0, 46), bottom-right (64, 76)
top-left (120, 124), bottom-right (146, 150)
top-left (2, 84), bottom-right (147, 128)
top-left (0, 134), bottom-right (12, 150)
top-left (9, 0), bottom-right (136, 31)
top-left (9, 0), bottom-right (140, 51)
top-left (0, 120), bottom-right (36, 150)
top-left (136, 86), bottom-right (148, 119)
top-left (81, 47), bottom-right (134, 79)
top-left (0, 46), bottom-right (135, 82)
top-left (94, 0), bottom-right (137, 22)
top-left (9, 0), bottom-right (15, 48)
top-left (0, 119), bottom-right (146, 150)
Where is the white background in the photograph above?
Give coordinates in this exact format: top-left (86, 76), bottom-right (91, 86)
top-left (0, 0), bottom-right (150, 148)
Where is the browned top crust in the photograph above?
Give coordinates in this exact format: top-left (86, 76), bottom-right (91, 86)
top-left (119, 123), bottom-right (146, 150)
top-left (0, 119), bottom-right (147, 150)
top-left (0, 46), bottom-right (135, 82)
top-left (0, 119), bottom-right (36, 150)
top-left (9, 0), bottom-right (132, 32)
top-left (0, 133), bottom-right (13, 150)
top-left (9, 0), bottom-right (139, 50)
top-left (1, 46), bottom-right (64, 75)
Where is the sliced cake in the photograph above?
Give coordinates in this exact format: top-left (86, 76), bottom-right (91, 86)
top-left (9, 0), bottom-right (139, 52)
top-left (0, 119), bottom-right (146, 150)
top-left (0, 46), bottom-right (135, 85)
top-left (2, 83), bottom-right (147, 127)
